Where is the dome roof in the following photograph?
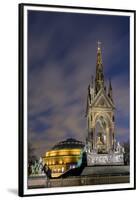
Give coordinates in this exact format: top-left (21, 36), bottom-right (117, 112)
top-left (52, 138), bottom-right (85, 150)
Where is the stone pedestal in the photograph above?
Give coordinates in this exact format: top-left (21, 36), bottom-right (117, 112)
top-left (87, 152), bottom-right (124, 166)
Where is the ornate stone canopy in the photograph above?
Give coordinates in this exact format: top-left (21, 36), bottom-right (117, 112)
top-left (86, 43), bottom-right (115, 154)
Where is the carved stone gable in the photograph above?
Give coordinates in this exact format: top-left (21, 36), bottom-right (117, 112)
top-left (92, 89), bottom-right (114, 109)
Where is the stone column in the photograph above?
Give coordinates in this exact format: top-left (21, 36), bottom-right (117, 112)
top-left (106, 127), bottom-right (110, 152)
top-left (87, 116), bottom-right (91, 140)
top-left (109, 127), bottom-right (112, 151)
top-left (112, 124), bottom-right (115, 150)
top-left (92, 127), bottom-right (96, 151)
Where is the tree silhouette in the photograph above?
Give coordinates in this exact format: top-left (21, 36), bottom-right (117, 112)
top-left (28, 142), bottom-right (37, 164)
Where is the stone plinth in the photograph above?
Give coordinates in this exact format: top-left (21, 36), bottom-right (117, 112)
top-left (87, 152), bottom-right (124, 166)
top-left (81, 165), bottom-right (129, 176)
top-left (28, 176), bottom-right (47, 188)
top-left (28, 172), bottom-right (129, 189)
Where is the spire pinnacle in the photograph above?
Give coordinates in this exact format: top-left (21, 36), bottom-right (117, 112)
top-left (95, 41), bottom-right (104, 94)
top-left (91, 75), bottom-right (94, 87)
top-left (96, 41), bottom-right (102, 65)
top-left (97, 41), bottom-right (101, 50)
top-left (108, 79), bottom-right (113, 101)
top-left (109, 79), bottom-right (112, 90)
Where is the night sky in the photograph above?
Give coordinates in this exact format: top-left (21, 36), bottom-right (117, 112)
top-left (28, 9), bottom-right (130, 158)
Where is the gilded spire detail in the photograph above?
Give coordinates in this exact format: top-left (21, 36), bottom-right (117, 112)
top-left (95, 41), bottom-right (104, 94)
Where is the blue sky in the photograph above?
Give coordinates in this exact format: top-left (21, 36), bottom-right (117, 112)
top-left (28, 10), bottom-right (130, 157)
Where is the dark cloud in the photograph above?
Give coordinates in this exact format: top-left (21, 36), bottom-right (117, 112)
top-left (28, 10), bottom-right (129, 157)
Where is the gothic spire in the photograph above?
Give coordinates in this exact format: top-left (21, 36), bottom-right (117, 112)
top-left (95, 41), bottom-right (104, 94)
top-left (108, 79), bottom-right (113, 101)
top-left (96, 41), bottom-right (102, 65)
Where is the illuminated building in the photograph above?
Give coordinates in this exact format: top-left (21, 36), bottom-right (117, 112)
top-left (43, 138), bottom-right (84, 178)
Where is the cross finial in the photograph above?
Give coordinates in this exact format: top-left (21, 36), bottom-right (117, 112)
top-left (97, 41), bottom-right (101, 50)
